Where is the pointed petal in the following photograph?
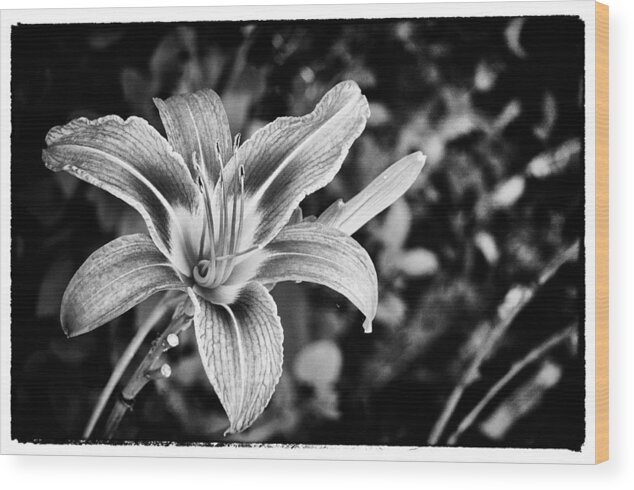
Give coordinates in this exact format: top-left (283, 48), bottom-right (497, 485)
top-left (190, 283), bottom-right (283, 434)
top-left (43, 115), bottom-right (202, 269)
top-left (219, 81), bottom-right (370, 250)
top-left (154, 89), bottom-right (233, 184)
top-left (61, 234), bottom-right (185, 338)
top-left (255, 222), bottom-right (377, 332)
top-left (318, 152), bottom-right (426, 235)
top-left (287, 206), bottom-right (304, 226)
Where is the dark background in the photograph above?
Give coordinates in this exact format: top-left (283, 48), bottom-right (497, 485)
top-left (11, 16), bottom-right (585, 448)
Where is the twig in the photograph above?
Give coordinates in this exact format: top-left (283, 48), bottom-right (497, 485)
top-left (427, 241), bottom-right (579, 445)
top-left (82, 300), bottom-right (171, 439)
top-left (102, 302), bottom-right (193, 439)
top-left (446, 324), bottom-right (577, 445)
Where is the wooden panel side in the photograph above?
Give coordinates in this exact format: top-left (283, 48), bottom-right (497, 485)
top-left (595, 0), bottom-right (609, 465)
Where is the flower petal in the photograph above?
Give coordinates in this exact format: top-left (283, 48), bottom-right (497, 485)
top-left (254, 222), bottom-right (378, 332)
top-left (154, 89), bottom-right (233, 184)
top-left (43, 115), bottom-right (202, 270)
top-left (318, 152), bottom-right (426, 235)
top-left (61, 234), bottom-right (185, 338)
top-left (190, 282), bottom-right (283, 434)
top-left (219, 80), bottom-right (370, 250)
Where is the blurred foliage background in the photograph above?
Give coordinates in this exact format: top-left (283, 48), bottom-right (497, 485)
top-left (11, 16), bottom-right (585, 448)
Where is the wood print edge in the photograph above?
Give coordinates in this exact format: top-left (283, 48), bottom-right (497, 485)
top-left (595, 0), bottom-right (609, 465)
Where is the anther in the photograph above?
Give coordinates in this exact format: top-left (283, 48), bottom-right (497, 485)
top-left (215, 142), bottom-right (224, 170)
top-left (192, 152), bottom-right (202, 174)
top-left (192, 152), bottom-right (205, 190)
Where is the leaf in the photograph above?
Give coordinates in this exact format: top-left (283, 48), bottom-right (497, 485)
top-left (526, 138), bottom-right (581, 179)
top-left (293, 340), bottom-right (342, 389)
top-left (222, 64), bottom-right (268, 134)
top-left (54, 172), bottom-right (80, 199)
top-left (354, 134), bottom-right (394, 188)
top-left (294, 340), bottom-right (343, 420)
top-left (88, 28), bottom-right (124, 51)
top-left (270, 282), bottom-right (310, 363)
top-left (474, 61), bottom-right (498, 92)
top-left (120, 67), bottom-right (159, 126)
top-left (492, 99), bottom-right (521, 132)
top-left (190, 282), bottom-right (284, 434)
top-left (17, 177), bottom-right (66, 228)
top-left (85, 187), bottom-right (124, 233)
top-left (309, 385), bottom-right (341, 420)
top-left (474, 231), bottom-right (500, 265)
top-left (490, 175), bottom-right (526, 208)
top-left (117, 208), bottom-right (148, 237)
top-left (36, 256), bottom-right (75, 319)
top-left (533, 91), bottom-right (558, 141)
top-left (367, 102), bottom-right (392, 127)
top-left (505, 18), bottom-right (527, 58)
top-left (479, 361), bottom-right (563, 440)
top-left (375, 291), bottom-right (407, 330)
top-left (394, 247), bottom-right (439, 277)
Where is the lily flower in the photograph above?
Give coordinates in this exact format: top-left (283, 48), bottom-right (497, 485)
top-left (43, 81), bottom-right (425, 434)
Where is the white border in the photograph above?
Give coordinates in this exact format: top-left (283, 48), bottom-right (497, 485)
top-left (0, 0), bottom-right (597, 464)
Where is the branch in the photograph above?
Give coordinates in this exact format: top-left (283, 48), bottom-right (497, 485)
top-left (427, 240), bottom-right (579, 445)
top-left (82, 298), bottom-right (172, 439)
top-left (446, 324), bottom-right (577, 445)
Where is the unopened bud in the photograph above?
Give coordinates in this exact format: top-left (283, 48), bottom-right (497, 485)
top-left (166, 333), bottom-right (179, 348)
top-left (146, 363), bottom-right (172, 380)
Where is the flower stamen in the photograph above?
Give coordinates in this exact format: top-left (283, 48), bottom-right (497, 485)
top-left (192, 151), bottom-right (220, 284)
top-left (193, 138), bottom-right (250, 289)
top-left (213, 142), bottom-right (230, 286)
top-left (215, 244), bottom-right (261, 262)
top-left (221, 136), bottom-right (244, 284)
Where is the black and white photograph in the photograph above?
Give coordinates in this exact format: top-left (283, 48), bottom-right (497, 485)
top-left (0, 1), bottom-right (602, 464)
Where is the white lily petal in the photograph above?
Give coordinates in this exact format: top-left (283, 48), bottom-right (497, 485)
top-left (154, 89), bottom-right (233, 185)
top-left (190, 283), bottom-right (283, 434)
top-left (318, 152), bottom-right (426, 235)
top-left (255, 222), bottom-right (378, 332)
top-left (61, 234), bottom-right (185, 337)
top-left (217, 81), bottom-right (370, 250)
top-left (43, 115), bottom-right (201, 267)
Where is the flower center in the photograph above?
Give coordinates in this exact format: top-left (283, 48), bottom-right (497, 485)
top-left (191, 136), bottom-right (256, 289)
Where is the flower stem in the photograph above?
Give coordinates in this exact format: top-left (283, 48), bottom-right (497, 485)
top-left (102, 304), bottom-right (193, 439)
top-left (82, 298), bottom-right (173, 439)
top-left (427, 241), bottom-right (579, 445)
top-left (446, 324), bottom-right (576, 445)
